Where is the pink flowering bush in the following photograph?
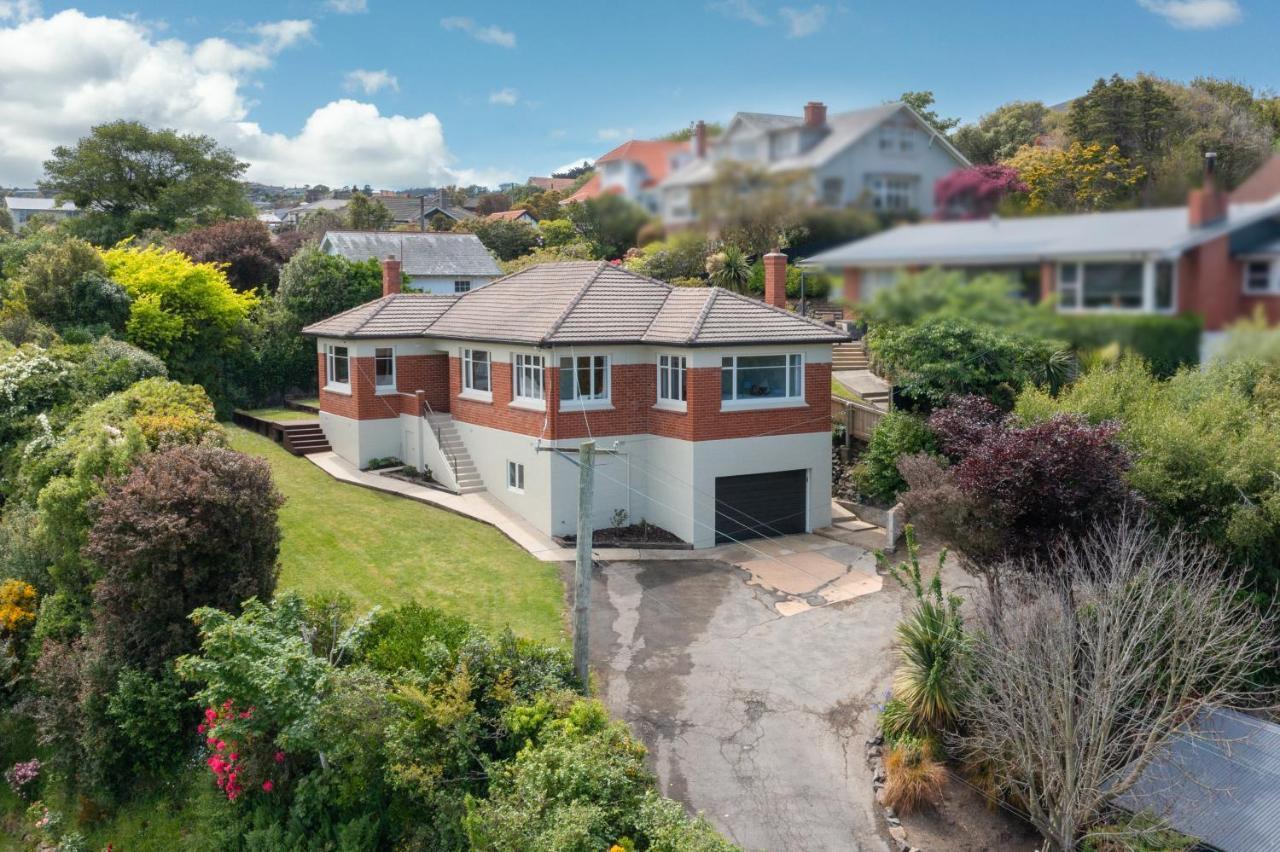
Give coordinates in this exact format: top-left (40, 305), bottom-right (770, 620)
top-left (198, 699), bottom-right (283, 802)
top-left (934, 164), bottom-right (1027, 220)
top-left (5, 758), bottom-right (41, 798)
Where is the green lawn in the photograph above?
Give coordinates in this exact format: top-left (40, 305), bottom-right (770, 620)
top-left (239, 406), bottom-right (318, 422)
top-left (227, 426), bottom-right (565, 644)
top-left (832, 379), bottom-right (865, 403)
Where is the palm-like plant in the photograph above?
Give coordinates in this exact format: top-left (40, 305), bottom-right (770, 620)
top-left (705, 244), bottom-right (752, 294)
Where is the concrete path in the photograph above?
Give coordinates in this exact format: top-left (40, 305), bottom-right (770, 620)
top-left (833, 369), bottom-right (890, 400)
top-left (590, 559), bottom-right (901, 851)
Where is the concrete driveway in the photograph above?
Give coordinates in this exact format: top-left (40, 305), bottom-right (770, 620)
top-left (588, 558), bottom-right (905, 851)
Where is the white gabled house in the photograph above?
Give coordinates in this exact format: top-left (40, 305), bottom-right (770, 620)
top-left (320, 231), bottom-right (503, 295)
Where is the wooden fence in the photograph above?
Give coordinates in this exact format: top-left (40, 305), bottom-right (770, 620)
top-left (831, 396), bottom-right (885, 445)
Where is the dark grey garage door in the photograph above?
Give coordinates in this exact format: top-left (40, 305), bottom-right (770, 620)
top-left (714, 469), bottom-right (807, 544)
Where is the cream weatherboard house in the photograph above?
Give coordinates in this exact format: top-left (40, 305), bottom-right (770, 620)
top-left (302, 257), bottom-right (847, 548)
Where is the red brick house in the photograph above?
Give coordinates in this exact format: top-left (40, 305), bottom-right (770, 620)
top-left (302, 256), bottom-right (848, 547)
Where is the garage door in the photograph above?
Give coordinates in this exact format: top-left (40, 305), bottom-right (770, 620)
top-left (714, 469), bottom-right (807, 544)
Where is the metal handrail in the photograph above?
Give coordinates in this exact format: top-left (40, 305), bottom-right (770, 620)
top-left (413, 394), bottom-right (459, 483)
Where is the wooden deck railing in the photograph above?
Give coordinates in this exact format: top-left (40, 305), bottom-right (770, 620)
top-left (831, 396), bottom-right (885, 445)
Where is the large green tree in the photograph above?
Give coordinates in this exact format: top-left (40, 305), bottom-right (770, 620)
top-left (40, 120), bottom-right (252, 240)
top-left (898, 91), bottom-right (960, 134)
top-left (952, 101), bottom-right (1050, 164)
top-left (346, 192), bottom-right (394, 231)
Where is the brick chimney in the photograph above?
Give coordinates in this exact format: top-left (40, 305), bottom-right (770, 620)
top-left (1189, 152), bottom-right (1228, 228)
top-left (763, 252), bottom-right (788, 309)
top-left (382, 255), bottom-right (402, 296)
top-left (694, 120), bottom-right (707, 158)
top-left (804, 101), bottom-right (827, 128)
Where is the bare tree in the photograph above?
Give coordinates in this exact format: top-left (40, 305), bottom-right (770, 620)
top-left (957, 515), bottom-right (1276, 851)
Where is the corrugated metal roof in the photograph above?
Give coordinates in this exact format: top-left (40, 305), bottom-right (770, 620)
top-left (1112, 707), bottom-right (1280, 852)
top-left (802, 197), bottom-right (1280, 268)
top-left (3, 196), bottom-right (77, 212)
top-left (320, 231), bottom-right (502, 278)
top-left (302, 261), bottom-right (849, 345)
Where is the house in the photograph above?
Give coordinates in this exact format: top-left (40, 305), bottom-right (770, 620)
top-left (486, 209), bottom-right (538, 227)
top-left (417, 191), bottom-right (477, 227)
top-left (319, 231), bottom-right (502, 294)
top-left (2, 196), bottom-right (80, 227)
top-left (256, 211), bottom-right (283, 231)
top-left (658, 101), bottom-right (970, 226)
top-left (281, 198), bottom-right (349, 227)
top-left (563, 139), bottom-right (692, 214)
top-left (1109, 707), bottom-right (1280, 852)
top-left (301, 256), bottom-right (847, 548)
top-left (802, 154), bottom-right (1280, 359)
top-left (527, 176), bottom-right (578, 192)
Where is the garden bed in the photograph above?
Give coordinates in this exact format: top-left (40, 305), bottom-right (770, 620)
top-left (557, 521), bottom-right (689, 549)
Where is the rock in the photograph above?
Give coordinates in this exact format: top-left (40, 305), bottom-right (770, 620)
top-left (888, 825), bottom-right (908, 846)
top-left (875, 788), bottom-right (889, 806)
top-left (886, 816), bottom-right (900, 827)
top-left (884, 806), bottom-right (895, 819)
top-left (869, 746), bottom-right (882, 759)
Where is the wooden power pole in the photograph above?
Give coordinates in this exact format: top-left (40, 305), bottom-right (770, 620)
top-left (572, 439), bottom-right (596, 690)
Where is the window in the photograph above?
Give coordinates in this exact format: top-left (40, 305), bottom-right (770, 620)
top-left (1245, 261), bottom-right (1273, 293)
top-left (1057, 262), bottom-right (1144, 310)
top-left (1155, 261), bottom-right (1176, 310)
top-left (325, 344), bottom-right (349, 389)
top-left (820, 177), bottom-right (844, 206)
top-left (374, 347), bottom-right (395, 390)
top-left (454, 280), bottom-right (471, 293)
top-left (559, 355), bottom-right (609, 403)
top-left (657, 354), bottom-right (687, 405)
top-left (864, 175), bottom-right (917, 212)
top-left (462, 349), bottom-right (490, 394)
top-left (507, 461), bottom-right (525, 493)
top-left (878, 123), bottom-right (916, 153)
top-left (513, 353), bottom-right (545, 402)
top-left (720, 354), bottom-right (803, 403)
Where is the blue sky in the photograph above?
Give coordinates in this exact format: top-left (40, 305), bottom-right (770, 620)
top-left (1, 0), bottom-right (1276, 187)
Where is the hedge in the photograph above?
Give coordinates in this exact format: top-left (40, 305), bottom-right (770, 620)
top-left (1034, 312), bottom-right (1202, 378)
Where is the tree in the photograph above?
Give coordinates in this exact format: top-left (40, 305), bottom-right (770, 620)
top-left (537, 218), bottom-right (577, 248)
top-left (0, 207), bottom-right (12, 234)
top-left (167, 219), bottom-right (284, 292)
top-left (898, 91), bottom-right (960, 134)
top-left (1066, 75), bottom-right (1177, 186)
top-left (952, 100), bottom-right (1051, 164)
top-left (86, 445), bottom-right (282, 670)
top-left (705, 244), bottom-right (751, 293)
top-left (40, 120), bottom-right (251, 238)
top-left (565, 194), bottom-right (651, 260)
top-left (277, 245), bottom-right (381, 327)
top-left (934, 164), bottom-right (1028, 219)
top-left (551, 162), bottom-right (593, 180)
top-left (346, 192), bottom-right (395, 231)
top-left (474, 192), bottom-right (513, 216)
top-left (517, 190), bottom-right (563, 222)
top-left (958, 516), bottom-right (1274, 851)
top-left (9, 237), bottom-right (110, 328)
top-left (661, 122), bottom-right (724, 142)
top-left (456, 218), bottom-right (538, 261)
top-left (692, 161), bottom-right (806, 257)
top-left (1005, 142), bottom-right (1145, 212)
top-left (295, 208), bottom-right (349, 241)
top-left (428, 213), bottom-right (455, 232)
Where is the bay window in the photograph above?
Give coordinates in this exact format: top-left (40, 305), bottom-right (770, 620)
top-left (374, 347), bottom-right (395, 391)
top-left (721, 354), bottom-right (804, 404)
top-left (462, 348), bottom-right (490, 395)
top-left (559, 355), bottom-right (609, 404)
top-left (513, 353), bottom-right (545, 403)
top-left (325, 344), bottom-right (349, 390)
top-left (657, 354), bottom-right (687, 406)
top-left (1057, 261), bottom-right (1176, 312)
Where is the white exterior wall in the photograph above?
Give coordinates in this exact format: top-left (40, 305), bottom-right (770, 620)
top-left (404, 274), bottom-right (498, 295)
top-left (320, 411), bottom-right (400, 469)
top-left (815, 117), bottom-right (962, 216)
top-left (452, 419), bottom-right (554, 532)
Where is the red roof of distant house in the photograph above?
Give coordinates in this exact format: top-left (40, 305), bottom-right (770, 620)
top-left (563, 173), bottom-right (601, 204)
top-left (486, 209), bottom-right (534, 222)
top-left (597, 139), bottom-right (688, 182)
top-left (1232, 154), bottom-right (1280, 203)
top-left (528, 177), bottom-right (578, 192)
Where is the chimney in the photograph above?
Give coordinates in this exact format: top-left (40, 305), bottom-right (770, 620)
top-left (382, 255), bottom-right (401, 297)
top-left (1189, 152), bottom-right (1228, 228)
top-left (694, 120), bottom-right (707, 158)
top-left (763, 251), bottom-right (788, 309)
top-left (804, 101), bottom-right (827, 128)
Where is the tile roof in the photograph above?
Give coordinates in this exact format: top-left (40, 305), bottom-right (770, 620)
top-left (302, 261), bottom-right (849, 346)
top-left (486, 209), bottom-right (535, 222)
top-left (320, 231), bottom-right (502, 278)
top-left (1232, 153), bottom-right (1280, 204)
top-left (596, 139), bottom-right (689, 182)
top-left (528, 177), bottom-right (578, 192)
top-left (564, 173), bottom-right (601, 203)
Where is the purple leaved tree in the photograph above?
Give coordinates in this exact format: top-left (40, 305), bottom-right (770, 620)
top-left (934, 165), bottom-right (1027, 220)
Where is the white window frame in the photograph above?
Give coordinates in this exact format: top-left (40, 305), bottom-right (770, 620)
top-left (1056, 260), bottom-right (1176, 314)
top-left (656, 353), bottom-right (687, 411)
top-left (373, 346), bottom-right (396, 394)
top-left (558, 354), bottom-right (611, 409)
top-left (720, 353), bottom-right (805, 410)
top-left (864, 174), bottom-right (917, 212)
top-left (461, 348), bottom-right (491, 400)
top-left (454, 280), bottom-right (472, 293)
top-left (1242, 259), bottom-right (1280, 295)
top-left (507, 460), bottom-right (525, 493)
top-left (325, 344), bottom-right (350, 393)
top-left (512, 353), bottom-right (546, 408)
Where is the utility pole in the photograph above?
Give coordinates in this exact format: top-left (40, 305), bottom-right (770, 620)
top-left (572, 439), bottom-right (596, 690)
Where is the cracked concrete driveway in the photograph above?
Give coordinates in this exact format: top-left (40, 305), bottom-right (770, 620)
top-left (589, 559), bottom-right (904, 851)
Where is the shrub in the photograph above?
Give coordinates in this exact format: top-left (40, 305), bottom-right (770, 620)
top-left (276, 244), bottom-right (381, 327)
top-left (500, 243), bottom-right (595, 274)
top-left (86, 445), bottom-right (283, 669)
top-left (538, 218), bottom-right (578, 248)
top-left (746, 259), bottom-right (832, 300)
top-left (926, 394), bottom-right (1004, 459)
top-left (854, 410), bottom-right (937, 505)
top-left (166, 218), bottom-right (283, 292)
top-left (455, 218), bottom-right (539, 261)
top-left (1037, 312), bottom-right (1201, 378)
top-left (9, 238), bottom-right (107, 325)
top-left (881, 737), bottom-right (946, 815)
top-left (0, 579), bottom-right (37, 634)
top-left (624, 231), bottom-right (711, 282)
top-left (565, 194), bottom-right (651, 260)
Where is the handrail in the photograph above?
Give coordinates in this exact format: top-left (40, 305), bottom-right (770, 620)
top-left (416, 394), bottom-right (459, 483)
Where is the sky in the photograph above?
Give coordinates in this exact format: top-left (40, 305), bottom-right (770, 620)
top-left (0, 0), bottom-right (1277, 189)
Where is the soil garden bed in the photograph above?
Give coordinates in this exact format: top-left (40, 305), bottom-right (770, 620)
top-left (557, 521), bottom-right (689, 549)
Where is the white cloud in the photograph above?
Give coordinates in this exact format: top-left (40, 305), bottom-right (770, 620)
top-left (708, 0), bottom-right (769, 26)
top-left (596, 127), bottom-right (635, 141)
top-left (0, 0), bottom-right (39, 22)
top-left (439, 16), bottom-right (516, 48)
top-left (780, 4), bottom-right (827, 37)
top-left (0, 9), bottom-right (500, 188)
top-left (344, 68), bottom-right (398, 94)
top-left (488, 87), bottom-right (519, 106)
top-left (326, 0), bottom-right (367, 12)
top-left (552, 158), bottom-right (593, 174)
top-left (1137, 0), bottom-right (1241, 29)
top-left (251, 19), bottom-right (314, 52)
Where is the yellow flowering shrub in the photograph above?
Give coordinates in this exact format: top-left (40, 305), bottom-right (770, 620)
top-left (0, 579), bottom-right (37, 634)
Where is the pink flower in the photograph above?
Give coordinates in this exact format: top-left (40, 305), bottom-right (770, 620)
top-left (262, 780), bottom-right (274, 793)
top-left (229, 753), bottom-right (239, 762)
top-left (274, 751), bottom-right (285, 764)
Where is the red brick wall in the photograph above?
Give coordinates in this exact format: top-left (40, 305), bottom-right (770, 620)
top-left (686, 362), bottom-right (830, 440)
top-left (318, 350), bottom-right (450, 420)
top-left (1179, 235), bottom-right (1243, 331)
top-left (449, 357), bottom-right (550, 437)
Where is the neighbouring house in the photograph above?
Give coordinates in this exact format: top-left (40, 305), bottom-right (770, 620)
top-left (2, 196), bottom-right (80, 227)
top-left (802, 154), bottom-right (1280, 359)
top-left (658, 101), bottom-right (970, 226)
top-left (301, 256), bottom-right (847, 547)
top-left (319, 230), bottom-right (502, 295)
top-left (486, 209), bottom-right (539, 227)
top-left (282, 198), bottom-right (350, 227)
top-left (418, 191), bottom-right (477, 227)
top-left (257, 211), bottom-right (283, 231)
top-left (563, 139), bottom-right (692, 214)
top-left (527, 176), bottom-right (578, 192)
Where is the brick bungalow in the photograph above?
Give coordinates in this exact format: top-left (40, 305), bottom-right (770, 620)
top-left (302, 257), bottom-right (848, 547)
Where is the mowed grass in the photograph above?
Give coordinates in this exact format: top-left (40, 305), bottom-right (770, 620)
top-left (239, 406), bottom-right (319, 422)
top-left (226, 426), bottom-right (565, 644)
